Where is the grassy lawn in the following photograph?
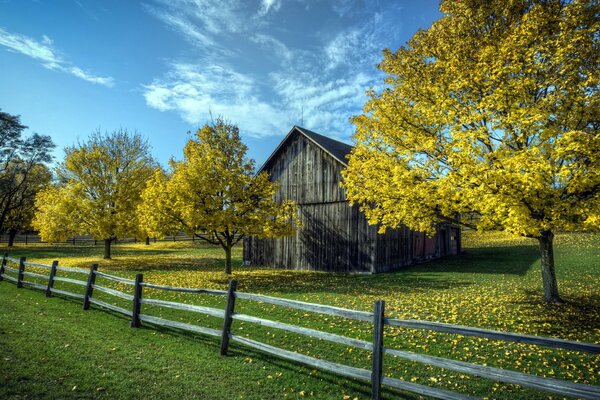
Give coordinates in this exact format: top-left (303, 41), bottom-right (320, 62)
top-left (0, 232), bottom-right (598, 399)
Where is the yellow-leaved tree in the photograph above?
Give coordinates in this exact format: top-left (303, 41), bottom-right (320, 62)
top-left (138, 119), bottom-right (298, 274)
top-left (342, 0), bottom-right (599, 303)
top-left (33, 130), bottom-right (155, 259)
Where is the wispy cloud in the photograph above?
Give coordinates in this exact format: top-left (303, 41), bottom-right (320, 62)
top-left (0, 27), bottom-right (114, 87)
top-left (250, 34), bottom-right (293, 62)
top-left (143, 62), bottom-right (288, 137)
top-left (271, 72), bottom-right (377, 136)
top-left (142, 0), bottom-right (400, 140)
top-left (143, 3), bottom-right (224, 53)
top-left (323, 12), bottom-right (395, 71)
top-left (258, 0), bottom-right (282, 16)
top-left (73, 0), bottom-right (99, 21)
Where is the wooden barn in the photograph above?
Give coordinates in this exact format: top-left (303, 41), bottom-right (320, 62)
top-left (243, 126), bottom-right (461, 273)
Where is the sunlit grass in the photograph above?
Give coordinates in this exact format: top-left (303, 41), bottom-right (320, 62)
top-left (1, 231), bottom-right (598, 399)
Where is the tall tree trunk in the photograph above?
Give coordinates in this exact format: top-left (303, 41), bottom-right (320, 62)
top-left (224, 245), bottom-right (232, 275)
top-left (7, 228), bottom-right (18, 247)
top-left (538, 230), bottom-right (563, 303)
top-left (104, 238), bottom-right (112, 260)
top-left (145, 236), bottom-right (150, 246)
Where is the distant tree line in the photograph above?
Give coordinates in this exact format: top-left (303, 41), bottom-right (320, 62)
top-left (31, 118), bottom-right (298, 274)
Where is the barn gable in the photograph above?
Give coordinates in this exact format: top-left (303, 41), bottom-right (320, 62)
top-left (260, 126), bottom-right (351, 206)
top-left (244, 126), bottom-right (460, 273)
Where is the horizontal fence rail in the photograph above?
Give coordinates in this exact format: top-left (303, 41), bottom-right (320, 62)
top-left (52, 276), bottom-right (87, 286)
top-left (232, 312), bottom-right (374, 351)
top-left (55, 265), bottom-right (89, 274)
top-left (141, 281), bottom-right (227, 296)
top-left (229, 335), bottom-right (476, 400)
top-left (235, 291), bottom-right (373, 321)
top-left (385, 318), bottom-right (600, 354)
top-left (140, 298), bottom-right (224, 318)
top-left (23, 261), bottom-right (51, 269)
top-left (95, 271), bottom-right (136, 285)
top-left (1, 252), bottom-right (599, 400)
top-left (139, 314), bottom-right (222, 337)
top-left (49, 287), bottom-right (85, 299)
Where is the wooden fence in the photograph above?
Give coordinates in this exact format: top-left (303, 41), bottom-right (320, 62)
top-left (1, 253), bottom-right (599, 400)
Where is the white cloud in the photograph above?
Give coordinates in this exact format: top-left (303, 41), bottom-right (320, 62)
top-left (142, 0), bottom-right (396, 142)
top-left (143, 3), bottom-right (224, 52)
top-left (323, 12), bottom-right (388, 71)
top-left (258, 0), bottom-right (282, 16)
top-left (143, 62), bottom-right (289, 137)
top-left (271, 72), bottom-right (375, 136)
top-left (250, 34), bottom-right (293, 62)
top-left (147, 0), bottom-right (251, 39)
top-left (68, 66), bottom-right (115, 87)
top-left (0, 27), bottom-right (114, 87)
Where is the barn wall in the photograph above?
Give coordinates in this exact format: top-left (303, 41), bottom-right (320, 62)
top-left (243, 129), bottom-right (462, 273)
top-left (374, 226), bottom-right (414, 272)
top-left (245, 202), bottom-right (375, 273)
top-left (268, 133), bottom-right (346, 204)
top-left (245, 132), bottom-right (376, 272)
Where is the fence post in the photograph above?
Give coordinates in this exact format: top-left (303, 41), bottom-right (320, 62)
top-left (83, 264), bottom-right (98, 310)
top-left (17, 257), bottom-right (26, 288)
top-left (45, 260), bottom-right (58, 297)
top-left (0, 253), bottom-right (7, 281)
top-left (220, 280), bottom-right (238, 356)
top-left (131, 273), bottom-right (144, 328)
top-left (371, 300), bottom-right (385, 400)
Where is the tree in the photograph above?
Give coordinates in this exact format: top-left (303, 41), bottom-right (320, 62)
top-left (0, 110), bottom-right (54, 232)
top-left (342, 0), bottom-right (599, 303)
top-left (2, 163), bottom-right (52, 246)
top-left (138, 119), bottom-right (298, 274)
top-left (33, 130), bottom-right (155, 259)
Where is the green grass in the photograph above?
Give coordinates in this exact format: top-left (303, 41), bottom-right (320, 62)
top-left (0, 232), bottom-right (598, 399)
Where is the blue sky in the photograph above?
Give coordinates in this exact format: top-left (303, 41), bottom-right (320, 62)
top-left (0, 0), bottom-right (441, 167)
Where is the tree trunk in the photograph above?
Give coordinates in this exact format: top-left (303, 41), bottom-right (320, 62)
top-left (145, 236), bottom-right (150, 246)
top-left (224, 245), bottom-right (232, 275)
top-left (7, 228), bottom-right (17, 247)
top-left (538, 230), bottom-right (563, 303)
top-left (104, 238), bottom-right (112, 260)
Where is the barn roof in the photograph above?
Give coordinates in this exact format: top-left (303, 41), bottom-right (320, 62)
top-left (259, 126), bottom-right (353, 172)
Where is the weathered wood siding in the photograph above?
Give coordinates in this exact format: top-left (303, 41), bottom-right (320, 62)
top-left (246, 202), bottom-right (376, 272)
top-left (243, 129), bottom-right (461, 273)
top-left (268, 133), bottom-right (346, 204)
top-left (374, 226), bottom-right (414, 272)
top-left (244, 133), bottom-right (376, 272)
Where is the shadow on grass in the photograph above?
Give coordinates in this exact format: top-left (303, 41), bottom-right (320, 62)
top-left (139, 321), bottom-right (423, 400)
top-left (2, 244), bottom-right (191, 259)
top-left (1, 242), bottom-right (542, 298)
top-left (405, 245), bottom-right (540, 275)
top-left (510, 290), bottom-right (600, 337)
top-left (212, 270), bottom-right (474, 297)
top-left (228, 346), bottom-right (425, 400)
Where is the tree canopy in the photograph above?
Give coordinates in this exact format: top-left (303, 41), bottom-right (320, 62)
top-left (33, 130), bottom-right (155, 258)
top-left (138, 119), bottom-right (298, 274)
top-left (0, 110), bottom-right (54, 234)
top-left (342, 0), bottom-right (599, 302)
top-left (2, 163), bottom-right (52, 246)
